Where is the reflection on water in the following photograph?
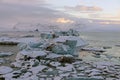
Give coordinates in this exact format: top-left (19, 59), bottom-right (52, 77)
top-left (0, 45), bottom-right (19, 66)
top-left (80, 32), bottom-right (120, 57)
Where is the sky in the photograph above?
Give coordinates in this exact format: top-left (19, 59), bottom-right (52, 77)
top-left (0, 0), bottom-right (120, 31)
top-left (46, 0), bottom-right (120, 20)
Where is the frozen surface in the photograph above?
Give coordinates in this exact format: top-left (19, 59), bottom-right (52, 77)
top-left (29, 65), bottom-right (47, 74)
top-left (0, 66), bottom-right (13, 75)
top-left (54, 36), bottom-right (88, 47)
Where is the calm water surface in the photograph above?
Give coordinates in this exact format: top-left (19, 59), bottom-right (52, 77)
top-left (80, 32), bottom-right (120, 57)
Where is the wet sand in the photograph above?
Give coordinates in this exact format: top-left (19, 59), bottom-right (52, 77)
top-left (0, 45), bottom-right (19, 66)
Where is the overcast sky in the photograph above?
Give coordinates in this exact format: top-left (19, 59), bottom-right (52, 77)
top-left (0, 0), bottom-right (120, 30)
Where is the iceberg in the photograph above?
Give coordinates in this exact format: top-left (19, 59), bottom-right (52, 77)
top-left (54, 36), bottom-right (88, 47)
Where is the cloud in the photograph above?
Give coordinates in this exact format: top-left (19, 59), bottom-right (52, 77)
top-left (65, 5), bottom-right (102, 12)
top-left (0, 0), bottom-right (45, 5)
top-left (0, 2), bottom-right (76, 30)
top-left (89, 13), bottom-right (120, 20)
top-left (56, 18), bottom-right (74, 23)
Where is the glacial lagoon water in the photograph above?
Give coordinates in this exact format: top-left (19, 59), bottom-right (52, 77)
top-left (80, 32), bottom-right (120, 57)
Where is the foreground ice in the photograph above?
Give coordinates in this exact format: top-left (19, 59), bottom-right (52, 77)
top-left (0, 29), bottom-right (120, 80)
top-left (54, 36), bottom-right (88, 47)
top-left (0, 52), bottom-right (14, 57)
top-left (0, 66), bottom-right (13, 75)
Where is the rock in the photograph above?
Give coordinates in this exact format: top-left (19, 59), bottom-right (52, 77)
top-left (0, 66), bottom-right (13, 75)
top-left (58, 55), bottom-right (75, 63)
top-left (92, 52), bottom-right (101, 55)
top-left (92, 54), bottom-right (101, 58)
top-left (22, 35), bottom-right (35, 38)
top-left (0, 41), bottom-right (18, 45)
top-left (0, 77), bottom-right (5, 80)
top-left (115, 45), bottom-right (120, 47)
top-left (103, 46), bottom-right (112, 49)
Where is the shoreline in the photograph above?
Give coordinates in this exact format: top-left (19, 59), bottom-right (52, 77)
top-left (0, 30), bottom-right (120, 80)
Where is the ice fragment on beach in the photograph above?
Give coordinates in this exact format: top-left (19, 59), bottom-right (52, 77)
top-left (55, 29), bottom-right (79, 36)
top-left (50, 62), bottom-right (61, 67)
top-left (29, 51), bottom-right (47, 58)
top-left (40, 32), bottom-right (55, 39)
top-left (51, 43), bottom-right (71, 54)
top-left (11, 62), bottom-right (22, 68)
top-left (66, 77), bottom-right (104, 80)
top-left (54, 76), bottom-right (63, 80)
top-left (0, 66), bottom-right (13, 75)
top-left (16, 50), bottom-right (47, 61)
top-left (82, 47), bottom-right (105, 52)
top-left (46, 53), bottom-right (63, 59)
top-left (29, 65), bottom-right (47, 74)
top-left (57, 64), bottom-right (74, 72)
top-left (0, 52), bottom-right (14, 57)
